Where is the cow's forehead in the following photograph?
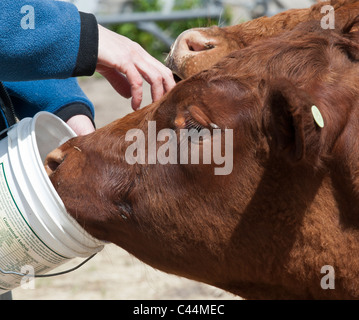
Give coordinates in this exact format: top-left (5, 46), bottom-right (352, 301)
top-left (159, 23), bottom-right (357, 134)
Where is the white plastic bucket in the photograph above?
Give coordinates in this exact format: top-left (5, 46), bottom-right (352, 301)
top-left (0, 112), bottom-right (104, 293)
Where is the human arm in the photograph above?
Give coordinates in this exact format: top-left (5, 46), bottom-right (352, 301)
top-left (3, 78), bottom-right (95, 135)
top-left (0, 0), bottom-right (175, 109)
top-left (0, 0), bottom-right (175, 135)
top-left (0, 0), bottom-right (97, 81)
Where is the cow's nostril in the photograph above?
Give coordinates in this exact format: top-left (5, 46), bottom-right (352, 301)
top-left (173, 74), bottom-right (182, 83)
top-left (46, 159), bottom-right (62, 173)
top-left (186, 39), bottom-right (215, 52)
top-left (44, 148), bottom-right (66, 176)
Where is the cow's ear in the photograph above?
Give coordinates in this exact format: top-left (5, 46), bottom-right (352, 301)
top-left (263, 80), bottom-right (324, 166)
top-left (339, 15), bottom-right (359, 61)
top-left (342, 14), bottom-right (359, 34)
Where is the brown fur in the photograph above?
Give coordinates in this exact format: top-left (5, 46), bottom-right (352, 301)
top-left (46, 17), bottom-right (359, 299)
top-left (166, 0), bottom-right (359, 80)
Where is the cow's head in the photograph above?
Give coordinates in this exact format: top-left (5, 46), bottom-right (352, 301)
top-left (46, 18), bottom-right (359, 299)
top-left (166, 0), bottom-right (359, 80)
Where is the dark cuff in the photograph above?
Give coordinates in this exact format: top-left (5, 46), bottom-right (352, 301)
top-left (71, 12), bottom-right (99, 77)
top-left (54, 103), bottom-right (96, 128)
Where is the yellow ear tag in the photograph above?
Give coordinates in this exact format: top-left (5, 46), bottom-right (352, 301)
top-left (311, 105), bottom-right (324, 128)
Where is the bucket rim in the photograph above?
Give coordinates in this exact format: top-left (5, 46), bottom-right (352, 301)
top-left (29, 112), bottom-right (106, 248)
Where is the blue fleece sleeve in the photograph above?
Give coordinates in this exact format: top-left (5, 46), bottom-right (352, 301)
top-left (3, 79), bottom-right (95, 122)
top-left (0, 0), bottom-right (90, 81)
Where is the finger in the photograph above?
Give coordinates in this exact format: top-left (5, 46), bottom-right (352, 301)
top-left (98, 67), bottom-right (132, 98)
top-left (149, 73), bottom-right (165, 103)
top-left (162, 67), bottom-right (176, 92)
top-left (148, 56), bottom-right (176, 88)
top-left (135, 63), bottom-right (164, 103)
top-left (141, 55), bottom-right (176, 94)
top-left (124, 64), bottom-right (144, 110)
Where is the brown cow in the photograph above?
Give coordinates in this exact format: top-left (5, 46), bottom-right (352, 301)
top-left (45, 17), bottom-right (359, 299)
top-left (166, 0), bottom-right (359, 80)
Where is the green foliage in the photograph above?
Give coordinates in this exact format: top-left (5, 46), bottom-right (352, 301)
top-left (133, 0), bottom-right (162, 12)
top-left (111, 0), bottom-right (230, 62)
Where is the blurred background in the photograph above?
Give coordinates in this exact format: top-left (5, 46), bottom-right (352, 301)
top-left (67, 0), bottom-right (316, 62)
top-left (13, 0), bottom-right (315, 300)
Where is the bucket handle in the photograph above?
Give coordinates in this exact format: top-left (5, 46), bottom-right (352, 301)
top-left (0, 124), bottom-right (14, 141)
top-left (0, 253), bottom-right (97, 278)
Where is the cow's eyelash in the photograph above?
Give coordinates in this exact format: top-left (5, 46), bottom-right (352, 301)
top-left (184, 116), bottom-right (205, 131)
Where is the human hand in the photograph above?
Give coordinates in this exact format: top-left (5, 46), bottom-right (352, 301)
top-left (96, 25), bottom-right (176, 110)
top-left (66, 114), bottom-right (95, 136)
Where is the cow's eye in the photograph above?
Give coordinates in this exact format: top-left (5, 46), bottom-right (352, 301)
top-left (181, 115), bottom-right (212, 146)
top-left (184, 115), bottom-right (206, 132)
